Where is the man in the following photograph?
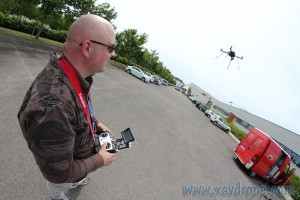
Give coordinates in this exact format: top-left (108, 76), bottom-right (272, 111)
top-left (18, 14), bottom-right (116, 200)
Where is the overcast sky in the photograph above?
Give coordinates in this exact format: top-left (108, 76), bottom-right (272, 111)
top-left (100, 0), bottom-right (300, 135)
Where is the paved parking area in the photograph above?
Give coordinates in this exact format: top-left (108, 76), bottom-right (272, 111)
top-left (0, 36), bottom-right (285, 200)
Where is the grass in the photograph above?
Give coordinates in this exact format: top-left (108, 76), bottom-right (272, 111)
top-left (287, 171), bottom-right (300, 199)
top-left (225, 118), bottom-right (247, 140)
top-left (0, 27), bottom-right (63, 48)
top-left (108, 59), bottom-right (126, 70)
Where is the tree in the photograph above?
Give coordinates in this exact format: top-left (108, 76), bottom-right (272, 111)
top-left (141, 49), bottom-right (160, 72)
top-left (187, 87), bottom-right (192, 95)
top-left (34, 1), bottom-right (118, 37)
top-left (91, 3), bottom-right (118, 22)
top-left (116, 29), bottom-right (148, 64)
top-left (0, 0), bottom-right (39, 19)
top-left (34, 0), bottom-right (66, 39)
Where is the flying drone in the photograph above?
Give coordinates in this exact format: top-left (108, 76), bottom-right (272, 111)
top-left (215, 46), bottom-right (243, 69)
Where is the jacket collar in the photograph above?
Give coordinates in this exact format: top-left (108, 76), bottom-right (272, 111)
top-left (50, 52), bottom-right (93, 95)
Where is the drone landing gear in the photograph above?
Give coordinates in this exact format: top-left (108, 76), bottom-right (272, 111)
top-left (216, 46), bottom-right (243, 69)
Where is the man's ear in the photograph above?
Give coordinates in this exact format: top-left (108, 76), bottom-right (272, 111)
top-left (81, 40), bottom-right (92, 58)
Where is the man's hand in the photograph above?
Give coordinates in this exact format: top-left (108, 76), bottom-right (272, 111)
top-left (96, 122), bottom-right (111, 133)
top-left (99, 143), bottom-right (116, 166)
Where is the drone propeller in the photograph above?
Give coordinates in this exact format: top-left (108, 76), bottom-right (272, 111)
top-left (217, 46), bottom-right (243, 69)
top-left (215, 52), bottom-right (225, 59)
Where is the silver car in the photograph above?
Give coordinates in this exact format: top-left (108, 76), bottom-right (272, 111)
top-left (143, 71), bottom-right (154, 83)
top-left (125, 66), bottom-right (150, 83)
top-left (210, 115), bottom-right (231, 133)
top-left (205, 110), bottom-right (216, 118)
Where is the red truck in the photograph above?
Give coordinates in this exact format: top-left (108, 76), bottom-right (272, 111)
top-left (234, 128), bottom-right (295, 186)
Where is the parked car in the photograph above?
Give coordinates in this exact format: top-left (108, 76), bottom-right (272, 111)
top-left (125, 66), bottom-right (150, 83)
top-left (188, 96), bottom-right (198, 104)
top-left (205, 110), bottom-right (216, 118)
top-left (210, 115), bottom-right (231, 133)
top-left (161, 79), bottom-right (168, 86)
top-left (175, 87), bottom-right (181, 91)
top-left (144, 71), bottom-right (154, 83)
top-left (153, 76), bottom-right (161, 85)
top-left (196, 103), bottom-right (208, 112)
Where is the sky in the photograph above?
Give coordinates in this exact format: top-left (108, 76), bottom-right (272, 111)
top-left (99, 0), bottom-right (300, 135)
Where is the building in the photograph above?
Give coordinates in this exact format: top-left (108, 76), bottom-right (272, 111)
top-left (185, 82), bottom-right (300, 169)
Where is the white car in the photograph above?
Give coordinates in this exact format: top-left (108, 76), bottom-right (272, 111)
top-left (125, 66), bottom-right (150, 83)
top-left (205, 110), bottom-right (216, 118)
top-left (143, 71), bottom-right (154, 83)
top-left (210, 115), bottom-right (231, 133)
top-left (188, 96), bottom-right (198, 104)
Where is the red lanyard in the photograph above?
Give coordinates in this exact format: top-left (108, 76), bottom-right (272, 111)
top-left (59, 57), bottom-right (94, 137)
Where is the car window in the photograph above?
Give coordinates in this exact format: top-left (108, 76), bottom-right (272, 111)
top-left (133, 67), bottom-right (140, 71)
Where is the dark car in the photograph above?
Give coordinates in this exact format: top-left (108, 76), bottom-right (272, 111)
top-left (153, 76), bottom-right (161, 85)
top-left (175, 87), bottom-right (181, 91)
top-left (196, 103), bottom-right (208, 112)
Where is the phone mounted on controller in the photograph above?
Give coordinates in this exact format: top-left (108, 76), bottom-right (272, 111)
top-left (93, 128), bottom-right (135, 154)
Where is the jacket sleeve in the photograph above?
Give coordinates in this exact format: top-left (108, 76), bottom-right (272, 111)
top-left (19, 100), bottom-right (104, 183)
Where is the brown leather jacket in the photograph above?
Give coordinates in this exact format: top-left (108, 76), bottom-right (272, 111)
top-left (18, 53), bottom-right (103, 183)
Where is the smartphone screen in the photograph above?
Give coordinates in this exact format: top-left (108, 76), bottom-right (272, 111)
top-left (121, 128), bottom-right (135, 144)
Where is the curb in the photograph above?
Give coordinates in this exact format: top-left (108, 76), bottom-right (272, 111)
top-left (228, 132), bottom-right (294, 200)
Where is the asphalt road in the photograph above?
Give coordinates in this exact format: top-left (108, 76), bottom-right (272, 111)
top-left (0, 36), bottom-right (285, 200)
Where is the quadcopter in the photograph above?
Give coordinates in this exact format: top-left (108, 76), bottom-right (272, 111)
top-left (215, 46), bottom-right (243, 69)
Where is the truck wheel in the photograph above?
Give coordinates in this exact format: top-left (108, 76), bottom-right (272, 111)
top-left (248, 171), bottom-right (256, 177)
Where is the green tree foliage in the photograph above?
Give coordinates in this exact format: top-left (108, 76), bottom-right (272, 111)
top-left (34, 0), bottom-right (67, 38)
top-left (142, 49), bottom-right (160, 73)
top-left (32, 1), bottom-right (117, 38)
top-left (187, 87), bottom-right (192, 95)
top-left (91, 3), bottom-right (118, 22)
top-left (116, 29), bottom-right (148, 65)
top-left (0, 0), bottom-right (39, 19)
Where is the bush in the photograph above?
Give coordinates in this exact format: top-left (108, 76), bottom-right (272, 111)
top-left (0, 12), bottom-right (66, 42)
top-left (0, 12), bottom-right (38, 35)
top-left (40, 28), bottom-right (66, 43)
top-left (286, 174), bottom-right (300, 199)
top-left (225, 118), bottom-right (247, 140)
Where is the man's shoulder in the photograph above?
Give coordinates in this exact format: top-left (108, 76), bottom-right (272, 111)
top-left (19, 56), bottom-right (75, 116)
top-left (34, 63), bottom-right (69, 101)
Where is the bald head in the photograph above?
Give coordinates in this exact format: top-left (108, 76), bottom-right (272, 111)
top-left (66, 14), bottom-right (115, 44)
